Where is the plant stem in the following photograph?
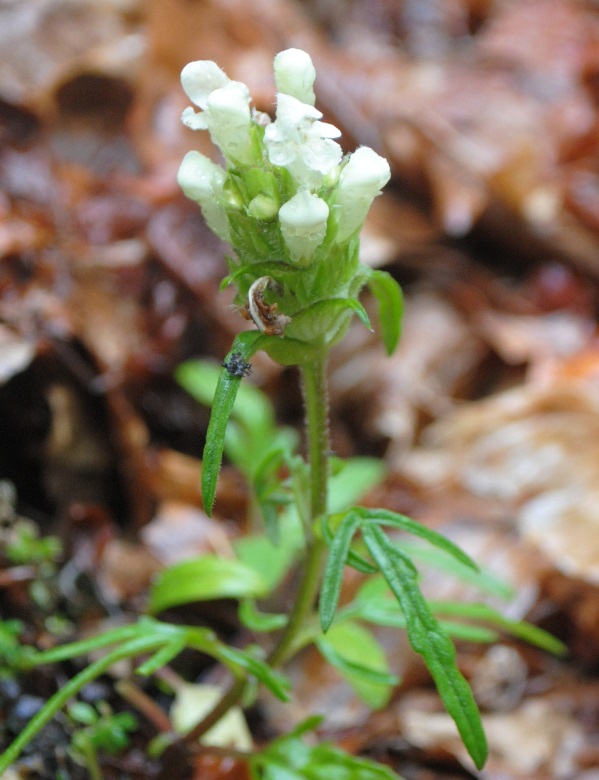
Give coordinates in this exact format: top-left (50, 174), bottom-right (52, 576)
top-left (267, 355), bottom-right (329, 666)
top-left (180, 354), bottom-right (331, 749)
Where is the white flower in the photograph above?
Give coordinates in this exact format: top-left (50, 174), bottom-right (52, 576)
top-left (264, 94), bottom-right (342, 188)
top-left (278, 188), bottom-right (329, 264)
top-left (181, 60), bottom-right (230, 117)
top-left (274, 49), bottom-right (316, 106)
top-left (334, 146), bottom-right (391, 243)
top-left (177, 151), bottom-right (230, 241)
top-left (180, 61), bottom-right (253, 165)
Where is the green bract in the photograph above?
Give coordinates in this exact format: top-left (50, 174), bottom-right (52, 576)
top-left (178, 49), bottom-right (400, 361)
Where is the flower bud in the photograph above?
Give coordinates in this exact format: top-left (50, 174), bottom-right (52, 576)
top-left (334, 147), bottom-right (391, 243)
top-left (278, 189), bottom-right (329, 265)
top-left (247, 194), bottom-right (279, 220)
top-left (274, 49), bottom-right (316, 106)
top-left (177, 151), bottom-right (230, 241)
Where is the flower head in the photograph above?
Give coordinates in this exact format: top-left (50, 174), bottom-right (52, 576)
top-left (264, 94), bottom-right (342, 188)
top-left (178, 49), bottom-right (395, 358)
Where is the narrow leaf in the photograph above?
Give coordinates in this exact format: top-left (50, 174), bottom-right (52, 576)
top-left (136, 636), bottom-right (188, 676)
top-left (320, 514), bottom-right (377, 575)
top-left (357, 507), bottom-right (479, 571)
top-left (348, 580), bottom-right (499, 642)
top-left (367, 269), bottom-right (404, 355)
top-left (398, 540), bottom-right (513, 599)
top-left (362, 525), bottom-right (488, 770)
top-left (428, 601), bottom-right (567, 655)
top-left (319, 511), bottom-right (362, 632)
top-left (217, 645), bottom-right (290, 701)
top-left (196, 332), bottom-right (263, 514)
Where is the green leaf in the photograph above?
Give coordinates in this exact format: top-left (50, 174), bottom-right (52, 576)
top-left (258, 334), bottom-right (319, 366)
top-left (356, 507), bottom-right (479, 572)
top-left (316, 621), bottom-right (398, 708)
top-left (345, 585), bottom-right (500, 643)
top-left (216, 645), bottom-right (290, 701)
top-left (367, 269), bottom-right (404, 355)
top-left (179, 332), bottom-right (263, 515)
top-left (250, 717), bottom-right (402, 780)
top-left (320, 511), bottom-right (361, 632)
top-left (234, 502), bottom-right (304, 592)
top-left (283, 298), bottom-right (366, 348)
top-left (320, 516), bottom-right (378, 576)
top-left (328, 457), bottom-right (386, 513)
top-left (397, 540), bottom-right (513, 599)
top-left (252, 446), bottom-right (290, 543)
top-left (148, 556), bottom-right (269, 613)
top-left (136, 636), bottom-right (188, 676)
top-left (238, 600), bottom-right (288, 632)
top-left (428, 601), bottom-right (567, 656)
top-left (345, 297), bottom-right (372, 330)
top-left (362, 525), bottom-right (488, 770)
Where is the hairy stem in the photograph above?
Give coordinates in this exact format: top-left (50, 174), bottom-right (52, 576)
top-left (180, 354), bottom-right (331, 750)
top-left (268, 355), bottom-right (329, 665)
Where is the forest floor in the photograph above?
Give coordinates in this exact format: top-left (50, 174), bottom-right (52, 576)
top-left (3, 1), bottom-right (599, 778)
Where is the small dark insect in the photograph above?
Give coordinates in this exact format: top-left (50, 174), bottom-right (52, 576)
top-left (222, 352), bottom-right (252, 378)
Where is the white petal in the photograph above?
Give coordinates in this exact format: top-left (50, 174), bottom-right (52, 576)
top-left (313, 120), bottom-right (341, 139)
top-left (274, 49), bottom-right (316, 106)
top-left (206, 82), bottom-right (250, 122)
top-left (279, 189), bottom-right (329, 263)
top-left (335, 147), bottom-right (391, 242)
top-left (177, 150), bottom-right (225, 201)
top-left (300, 136), bottom-right (342, 174)
top-left (275, 93), bottom-right (322, 126)
top-left (206, 82), bottom-right (253, 164)
top-left (181, 106), bottom-right (209, 131)
top-left (339, 146), bottom-right (390, 192)
top-left (181, 60), bottom-right (229, 109)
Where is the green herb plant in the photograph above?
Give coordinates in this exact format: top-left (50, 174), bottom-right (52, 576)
top-left (0, 49), bottom-right (565, 778)
top-left (67, 701), bottom-right (138, 780)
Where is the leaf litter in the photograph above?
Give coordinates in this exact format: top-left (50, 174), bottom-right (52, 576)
top-left (3, 0), bottom-right (599, 778)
